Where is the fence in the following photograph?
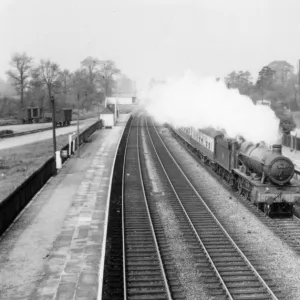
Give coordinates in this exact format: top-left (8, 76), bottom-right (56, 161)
top-left (0, 120), bottom-right (102, 236)
top-left (282, 133), bottom-right (300, 151)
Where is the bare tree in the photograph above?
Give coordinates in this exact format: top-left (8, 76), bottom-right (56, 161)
top-left (80, 56), bottom-right (100, 85)
top-left (6, 52), bottom-right (33, 108)
top-left (99, 60), bottom-right (120, 96)
top-left (33, 60), bottom-right (61, 107)
top-left (70, 69), bottom-right (89, 110)
top-left (59, 69), bottom-right (72, 96)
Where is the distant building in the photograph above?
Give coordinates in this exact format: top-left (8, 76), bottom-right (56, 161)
top-left (106, 93), bottom-right (138, 105)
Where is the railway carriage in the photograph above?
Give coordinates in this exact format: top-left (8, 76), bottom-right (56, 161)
top-left (171, 124), bottom-right (300, 216)
top-left (177, 127), bottom-right (223, 165)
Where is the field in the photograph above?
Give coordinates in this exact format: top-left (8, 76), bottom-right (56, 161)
top-left (0, 134), bottom-right (70, 202)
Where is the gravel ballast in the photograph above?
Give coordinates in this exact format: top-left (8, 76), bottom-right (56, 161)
top-left (140, 128), bottom-right (217, 300)
top-left (160, 127), bottom-right (300, 300)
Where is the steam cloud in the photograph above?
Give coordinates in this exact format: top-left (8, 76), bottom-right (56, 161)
top-left (144, 71), bottom-right (281, 145)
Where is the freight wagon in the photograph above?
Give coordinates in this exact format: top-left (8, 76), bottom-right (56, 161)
top-left (44, 108), bottom-right (72, 126)
top-left (18, 107), bottom-right (43, 123)
top-left (18, 107), bottom-right (72, 126)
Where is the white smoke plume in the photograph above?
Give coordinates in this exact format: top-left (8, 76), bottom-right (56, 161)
top-left (144, 70), bottom-right (281, 145)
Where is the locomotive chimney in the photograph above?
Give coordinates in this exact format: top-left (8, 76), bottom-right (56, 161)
top-left (272, 144), bottom-right (282, 155)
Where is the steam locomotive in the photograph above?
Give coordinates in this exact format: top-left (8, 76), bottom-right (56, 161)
top-left (170, 126), bottom-right (300, 216)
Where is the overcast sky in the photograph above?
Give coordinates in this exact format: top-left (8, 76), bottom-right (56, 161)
top-left (1, 0), bottom-right (300, 89)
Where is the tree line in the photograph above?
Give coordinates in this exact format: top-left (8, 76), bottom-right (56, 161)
top-left (224, 60), bottom-right (300, 112)
top-left (2, 53), bottom-right (134, 116)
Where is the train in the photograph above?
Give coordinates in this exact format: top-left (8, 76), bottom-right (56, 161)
top-left (170, 125), bottom-right (300, 216)
top-left (18, 107), bottom-right (72, 126)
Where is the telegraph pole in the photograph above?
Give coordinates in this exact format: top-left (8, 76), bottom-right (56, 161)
top-left (77, 92), bottom-right (80, 158)
top-left (298, 60), bottom-right (300, 101)
top-left (97, 98), bottom-right (100, 122)
top-left (50, 95), bottom-right (57, 156)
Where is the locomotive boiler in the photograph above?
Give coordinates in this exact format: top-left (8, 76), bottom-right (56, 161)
top-left (238, 142), bottom-right (295, 185)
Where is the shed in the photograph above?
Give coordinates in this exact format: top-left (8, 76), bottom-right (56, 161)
top-left (100, 107), bottom-right (115, 128)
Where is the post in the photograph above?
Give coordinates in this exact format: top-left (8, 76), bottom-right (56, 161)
top-left (77, 92), bottom-right (80, 158)
top-left (298, 59), bottom-right (300, 102)
top-left (69, 134), bottom-right (72, 156)
top-left (50, 95), bottom-right (57, 156)
top-left (98, 98), bottom-right (100, 122)
top-left (261, 79), bottom-right (264, 101)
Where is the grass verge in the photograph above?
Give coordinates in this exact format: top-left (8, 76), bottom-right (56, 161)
top-left (0, 134), bottom-right (70, 202)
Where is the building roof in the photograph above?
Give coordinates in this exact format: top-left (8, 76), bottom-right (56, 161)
top-left (198, 127), bottom-right (224, 138)
top-left (100, 107), bottom-right (114, 114)
top-left (107, 103), bottom-right (116, 113)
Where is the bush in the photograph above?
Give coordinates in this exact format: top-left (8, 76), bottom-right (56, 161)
top-left (0, 129), bottom-right (14, 136)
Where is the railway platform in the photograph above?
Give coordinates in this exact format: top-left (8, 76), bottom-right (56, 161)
top-left (0, 114), bottom-right (130, 300)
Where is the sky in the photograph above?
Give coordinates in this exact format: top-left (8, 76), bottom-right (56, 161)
top-left (1, 0), bottom-right (300, 90)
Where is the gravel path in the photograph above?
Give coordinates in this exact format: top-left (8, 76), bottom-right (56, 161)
top-left (160, 127), bottom-right (300, 300)
top-left (140, 127), bottom-right (217, 300)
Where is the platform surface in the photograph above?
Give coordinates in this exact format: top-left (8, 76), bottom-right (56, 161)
top-left (0, 114), bottom-right (129, 300)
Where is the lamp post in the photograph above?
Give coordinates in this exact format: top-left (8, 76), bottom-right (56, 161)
top-left (84, 90), bottom-right (87, 106)
top-left (50, 95), bottom-right (57, 156)
top-left (77, 92), bottom-right (80, 158)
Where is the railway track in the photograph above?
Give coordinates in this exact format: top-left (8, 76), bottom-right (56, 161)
top-left (144, 116), bottom-right (282, 300)
top-left (122, 115), bottom-right (184, 299)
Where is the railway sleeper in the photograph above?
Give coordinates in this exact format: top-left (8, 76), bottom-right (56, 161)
top-left (128, 289), bottom-right (169, 295)
top-left (230, 287), bottom-right (274, 295)
top-left (126, 256), bottom-right (160, 261)
top-left (209, 252), bottom-right (241, 258)
top-left (127, 294), bottom-right (168, 300)
top-left (207, 249), bottom-right (237, 254)
top-left (230, 294), bottom-right (271, 300)
top-left (223, 276), bottom-right (260, 282)
top-left (215, 261), bottom-right (248, 267)
top-left (211, 254), bottom-right (243, 260)
top-left (128, 281), bottom-right (168, 288)
top-left (127, 273), bottom-right (163, 279)
top-left (126, 262), bottom-right (162, 267)
top-left (127, 248), bottom-right (157, 253)
top-left (226, 281), bottom-right (277, 288)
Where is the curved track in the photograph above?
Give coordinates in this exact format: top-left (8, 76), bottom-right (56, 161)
top-left (145, 116), bottom-right (282, 300)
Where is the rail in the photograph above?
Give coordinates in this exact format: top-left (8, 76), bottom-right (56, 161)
top-left (122, 115), bottom-right (172, 300)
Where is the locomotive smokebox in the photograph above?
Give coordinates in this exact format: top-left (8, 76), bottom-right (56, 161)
top-left (239, 142), bottom-right (295, 185)
top-left (272, 144), bottom-right (282, 155)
